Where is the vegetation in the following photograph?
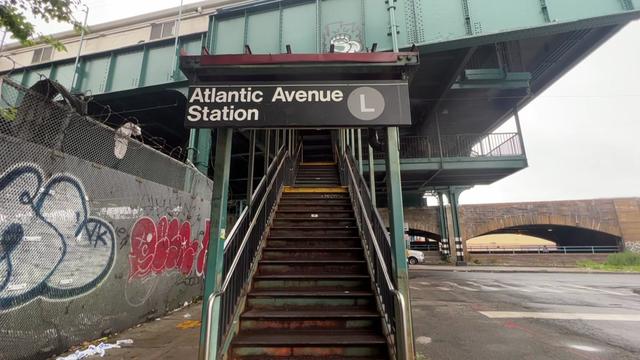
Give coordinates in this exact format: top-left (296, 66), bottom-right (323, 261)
top-left (0, 0), bottom-right (84, 50)
top-left (578, 252), bottom-right (640, 272)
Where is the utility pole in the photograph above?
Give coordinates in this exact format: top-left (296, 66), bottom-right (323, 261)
top-left (71, 5), bottom-right (89, 92)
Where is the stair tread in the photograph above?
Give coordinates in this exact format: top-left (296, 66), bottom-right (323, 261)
top-left (237, 356), bottom-right (386, 360)
top-left (242, 307), bottom-right (378, 317)
top-left (260, 260), bottom-right (366, 264)
top-left (254, 274), bottom-right (370, 279)
top-left (271, 226), bottom-right (357, 229)
top-left (232, 330), bottom-right (386, 346)
top-left (248, 290), bottom-right (374, 298)
top-left (275, 218), bottom-right (355, 221)
top-left (263, 247), bottom-right (363, 251)
top-left (268, 236), bottom-right (360, 239)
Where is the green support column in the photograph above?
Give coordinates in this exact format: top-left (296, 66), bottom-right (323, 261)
top-left (385, 126), bottom-right (415, 359)
top-left (368, 144), bottom-right (376, 207)
top-left (199, 128), bottom-right (233, 359)
top-left (196, 129), bottom-right (213, 175)
top-left (437, 192), bottom-right (450, 259)
top-left (448, 188), bottom-right (466, 266)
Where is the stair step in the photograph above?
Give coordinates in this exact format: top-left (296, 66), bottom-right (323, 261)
top-left (254, 274), bottom-right (370, 280)
top-left (232, 330), bottom-right (386, 346)
top-left (248, 290), bottom-right (373, 298)
top-left (260, 260), bottom-right (366, 265)
top-left (242, 307), bottom-right (378, 317)
top-left (237, 356), bottom-right (386, 360)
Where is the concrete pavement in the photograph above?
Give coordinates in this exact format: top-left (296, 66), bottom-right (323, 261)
top-left (412, 264), bottom-right (637, 274)
top-left (54, 269), bottom-right (640, 359)
top-left (411, 269), bottom-right (640, 360)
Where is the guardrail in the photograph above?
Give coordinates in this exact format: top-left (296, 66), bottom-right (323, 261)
top-left (365, 132), bottom-right (524, 160)
top-left (202, 142), bottom-right (301, 360)
top-left (467, 245), bottom-right (620, 254)
top-left (410, 243), bottom-right (440, 252)
top-left (342, 149), bottom-right (415, 359)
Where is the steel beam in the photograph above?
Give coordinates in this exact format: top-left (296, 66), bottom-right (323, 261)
top-left (357, 129), bottom-right (363, 175)
top-left (246, 130), bottom-right (256, 206)
top-left (447, 187), bottom-right (466, 265)
top-left (199, 128), bottom-right (233, 359)
top-left (368, 144), bottom-right (376, 208)
top-left (437, 192), bottom-right (450, 259)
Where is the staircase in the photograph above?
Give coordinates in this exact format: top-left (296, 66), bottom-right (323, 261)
top-left (228, 164), bottom-right (389, 359)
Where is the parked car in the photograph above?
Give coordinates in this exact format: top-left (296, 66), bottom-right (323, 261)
top-left (407, 250), bottom-right (425, 265)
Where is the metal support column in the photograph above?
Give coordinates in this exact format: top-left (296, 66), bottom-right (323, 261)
top-left (437, 192), bottom-right (450, 259)
top-left (513, 105), bottom-right (528, 163)
top-left (350, 129), bottom-right (356, 158)
top-left (448, 188), bottom-right (466, 265)
top-left (357, 129), bottom-right (363, 175)
top-left (199, 128), bottom-right (233, 359)
top-left (196, 129), bottom-right (213, 175)
top-left (385, 126), bottom-right (415, 359)
top-left (368, 144), bottom-right (376, 207)
top-left (246, 130), bottom-right (256, 206)
top-left (264, 130), bottom-right (271, 174)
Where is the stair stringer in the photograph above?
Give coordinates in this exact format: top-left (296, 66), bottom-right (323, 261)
top-left (346, 189), bottom-right (398, 360)
top-left (219, 185), bottom-right (286, 359)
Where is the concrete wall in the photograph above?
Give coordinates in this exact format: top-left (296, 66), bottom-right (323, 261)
top-left (0, 106), bottom-right (212, 359)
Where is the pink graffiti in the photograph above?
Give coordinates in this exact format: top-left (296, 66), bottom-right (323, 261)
top-left (196, 219), bottom-right (211, 277)
top-left (129, 217), bottom-right (208, 280)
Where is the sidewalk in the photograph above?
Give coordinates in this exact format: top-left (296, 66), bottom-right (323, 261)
top-left (411, 264), bottom-right (640, 274)
top-left (55, 303), bottom-right (201, 360)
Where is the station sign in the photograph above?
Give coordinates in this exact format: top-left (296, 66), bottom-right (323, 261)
top-left (184, 81), bottom-right (411, 128)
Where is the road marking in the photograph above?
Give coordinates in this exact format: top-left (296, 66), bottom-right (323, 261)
top-left (566, 284), bottom-right (627, 296)
top-left (529, 285), bottom-right (562, 293)
top-left (410, 286), bottom-right (421, 291)
top-left (466, 281), bottom-right (500, 291)
top-left (492, 282), bottom-right (532, 292)
top-left (419, 282), bottom-right (431, 286)
top-left (443, 281), bottom-right (479, 291)
top-left (480, 311), bottom-right (640, 321)
top-left (436, 287), bottom-right (451, 291)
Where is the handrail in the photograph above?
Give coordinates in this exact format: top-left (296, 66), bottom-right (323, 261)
top-left (342, 151), bottom-right (414, 359)
top-left (203, 147), bottom-right (290, 360)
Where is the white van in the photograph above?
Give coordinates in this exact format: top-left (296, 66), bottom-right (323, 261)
top-left (407, 250), bottom-right (425, 265)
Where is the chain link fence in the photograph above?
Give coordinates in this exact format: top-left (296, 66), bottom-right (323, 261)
top-left (0, 76), bottom-right (212, 360)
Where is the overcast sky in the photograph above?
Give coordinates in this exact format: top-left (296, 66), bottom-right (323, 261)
top-left (15, 1), bottom-right (640, 205)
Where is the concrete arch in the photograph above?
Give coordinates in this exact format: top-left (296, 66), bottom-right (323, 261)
top-left (462, 213), bottom-right (622, 242)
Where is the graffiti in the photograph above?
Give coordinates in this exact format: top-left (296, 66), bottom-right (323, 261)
top-left (323, 22), bottom-right (363, 53)
top-left (0, 164), bottom-right (115, 311)
top-left (627, 242), bottom-right (640, 253)
top-left (128, 217), bottom-right (210, 280)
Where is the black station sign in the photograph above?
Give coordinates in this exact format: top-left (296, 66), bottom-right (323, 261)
top-left (184, 81), bottom-right (411, 128)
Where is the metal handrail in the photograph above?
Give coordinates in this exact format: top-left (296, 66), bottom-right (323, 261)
top-left (468, 245), bottom-right (620, 254)
top-left (203, 148), bottom-right (290, 360)
top-left (343, 151), bottom-right (414, 359)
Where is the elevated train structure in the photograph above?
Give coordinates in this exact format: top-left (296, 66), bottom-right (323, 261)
top-left (1, 1), bottom-right (639, 359)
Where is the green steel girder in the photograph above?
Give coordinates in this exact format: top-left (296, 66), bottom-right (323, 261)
top-left (7, 0), bottom-right (638, 98)
top-left (210, 0), bottom-right (639, 54)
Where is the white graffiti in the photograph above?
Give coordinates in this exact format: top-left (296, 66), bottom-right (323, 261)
top-left (0, 163), bottom-right (116, 310)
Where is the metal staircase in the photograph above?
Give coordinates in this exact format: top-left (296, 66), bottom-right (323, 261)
top-left (201, 135), bottom-right (413, 360)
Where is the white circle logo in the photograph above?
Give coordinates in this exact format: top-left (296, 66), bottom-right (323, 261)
top-left (347, 87), bottom-right (386, 121)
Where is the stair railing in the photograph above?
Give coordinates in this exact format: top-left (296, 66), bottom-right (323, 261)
top-left (341, 150), bottom-right (415, 360)
top-left (202, 140), bottom-right (302, 360)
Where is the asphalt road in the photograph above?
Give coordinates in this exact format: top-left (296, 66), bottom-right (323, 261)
top-left (410, 270), bottom-right (640, 360)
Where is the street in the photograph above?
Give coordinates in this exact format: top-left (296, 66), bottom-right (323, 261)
top-left (410, 269), bottom-right (640, 360)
